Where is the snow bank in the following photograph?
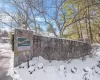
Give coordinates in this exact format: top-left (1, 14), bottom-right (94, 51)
top-left (5, 43), bottom-right (100, 80)
top-left (14, 52), bottom-right (100, 80)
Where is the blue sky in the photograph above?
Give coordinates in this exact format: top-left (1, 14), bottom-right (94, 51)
top-left (0, 0), bottom-right (68, 32)
top-left (0, 0), bottom-right (57, 32)
top-left (0, 0), bottom-right (14, 31)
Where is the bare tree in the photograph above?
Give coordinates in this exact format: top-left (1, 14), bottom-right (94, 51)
top-left (0, 0), bottom-right (43, 32)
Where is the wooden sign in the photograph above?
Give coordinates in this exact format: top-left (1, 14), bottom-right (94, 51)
top-left (14, 29), bottom-right (33, 67)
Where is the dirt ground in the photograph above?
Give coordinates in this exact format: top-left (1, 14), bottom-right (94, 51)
top-left (0, 43), bottom-right (13, 80)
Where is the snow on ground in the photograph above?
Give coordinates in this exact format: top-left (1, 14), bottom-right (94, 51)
top-left (0, 43), bottom-right (11, 49)
top-left (0, 43), bottom-right (22, 80)
top-left (0, 43), bottom-right (13, 80)
top-left (7, 45), bottom-right (100, 80)
top-left (7, 47), bottom-right (22, 80)
top-left (0, 43), bottom-right (11, 54)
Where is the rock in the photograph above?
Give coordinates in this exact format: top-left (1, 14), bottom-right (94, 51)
top-left (59, 65), bottom-right (66, 71)
top-left (28, 66), bottom-right (35, 74)
top-left (37, 63), bottom-right (43, 69)
top-left (83, 67), bottom-right (92, 73)
top-left (71, 68), bottom-right (75, 74)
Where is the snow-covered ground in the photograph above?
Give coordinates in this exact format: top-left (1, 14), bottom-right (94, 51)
top-left (0, 43), bottom-right (11, 53)
top-left (0, 43), bottom-right (13, 80)
top-left (7, 44), bottom-right (100, 80)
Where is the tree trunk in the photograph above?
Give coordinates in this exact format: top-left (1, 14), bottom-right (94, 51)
top-left (85, 19), bottom-right (89, 38)
top-left (76, 23), bottom-right (80, 39)
top-left (87, 6), bottom-right (93, 43)
top-left (79, 21), bottom-right (83, 38)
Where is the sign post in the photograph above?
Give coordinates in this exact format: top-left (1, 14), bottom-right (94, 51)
top-left (14, 29), bottom-right (33, 67)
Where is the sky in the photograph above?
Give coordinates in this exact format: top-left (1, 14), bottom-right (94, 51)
top-left (0, 0), bottom-right (56, 32)
top-left (0, 0), bottom-right (10, 10)
top-left (0, 0), bottom-right (67, 32)
top-left (0, 0), bottom-right (12, 31)
top-left (0, 0), bottom-right (45, 31)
